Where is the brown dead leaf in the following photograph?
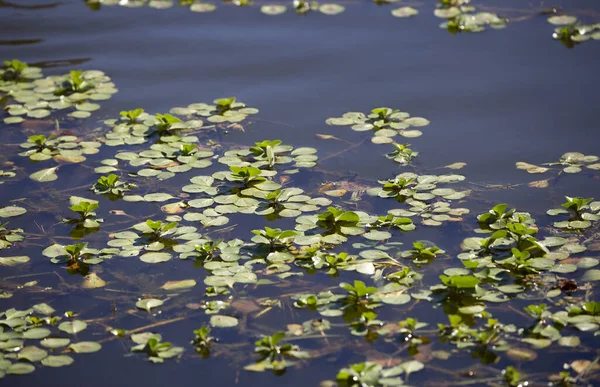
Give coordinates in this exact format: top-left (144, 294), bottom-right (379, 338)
top-left (516, 161), bottom-right (549, 174)
top-left (286, 324), bottom-right (303, 336)
top-left (444, 162), bottom-right (467, 170)
top-left (528, 179), bottom-right (550, 188)
top-left (230, 298), bottom-right (260, 314)
top-left (82, 273), bottom-right (106, 289)
top-left (413, 343), bottom-right (433, 363)
top-left (109, 210), bottom-right (127, 216)
top-left (571, 359), bottom-right (600, 374)
top-left (588, 243), bottom-right (600, 251)
top-left (323, 189), bottom-right (347, 197)
top-left (53, 155), bottom-right (86, 164)
top-left (161, 201), bottom-right (186, 214)
top-left (316, 134), bottom-right (343, 141)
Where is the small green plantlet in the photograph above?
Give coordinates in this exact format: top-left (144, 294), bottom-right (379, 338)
top-left (65, 242), bottom-right (87, 261)
top-left (120, 108), bottom-right (144, 123)
top-left (583, 301), bottom-right (600, 315)
top-left (336, 362), bottom-right (384, 387)
top-left (349, 310), bottom-right (382, 341)
top-left (478, 203), bottom-right (515, 226)
top-left (70, 201), bottom-right (98, 219)
top-left (380, 176), bottom-right (416, 201)
top-left (561, 196), bottom-right (593, 213)
top-left (229, 165), bottom-right (266, 185)
top-left (4, 59), bottom-right (28, 72)
top-left (503, 366), bottom-right (524, 387)
top-left (251, 227), bottom-right (297, 251)
top-left (386, 142), bottom-right (418, 165)
top-left (524, 303), bottom-right (548, 320)
top-left (29, 134), bottom-right (48, 148)
top-left (92, 174), bottom-right (134, 197)
top-left (55, 70), bottom-right (89, 95)
top-left (317, 206), bottom-right (362, 236)
top-left (194, 240), bottom-right (222, 261)
top-left (246, 331), bottom-right (310, 374)
top-left (180, 143), bottom-right (197, 156)
top-left (371, 214), bottom-right (415, 231)
top-left (64, 200), bottom-right (103, 231)
top-left (547, 196), bottom-right (599, 230)
top-left (397, 317), bottom-right (430, 355)
top-left (155, 113), bottom-right (182, 132)
top-left (131, 333), bottom-right (183, 363)
top-left (192, 325), bottom-right (214, 358)
top-left (371, 107), bottom-right (400, 123)
top-left (3, 59), bottom-right (28, 80)
top-left (293, 0), bottom-right (312, 14)
top-left (386, 266), bottom-right (423, 287)
top-left (0, 222), bottom-right (24, 250)
top-left (215, 97), bottom-right (236, 113)
top-left (340, 280), bottom-right (379, 305)
top-left (296, 251), bottom-right (360, 277)
top-left (438, 314), bottom-right (513, 365)
top-left (250, 139), bottom-right (282, 167)
top-left (144, 220), bottom-right (178, 238)
top-left (412, 241), bottom-right (442, 258)
top-left (61, 242), bottom-right (93, 274)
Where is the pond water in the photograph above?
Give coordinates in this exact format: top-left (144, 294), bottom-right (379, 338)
top-left (1, 0), bottom-right (600, 386)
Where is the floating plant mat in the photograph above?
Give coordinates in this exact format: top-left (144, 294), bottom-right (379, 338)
top-left (2, 21), bottom-right (600, 386)
top-left (78, 0), bottom-right (600, 48)
top-left (1, 64), bottom-right (117, 124)
top-left (101, 98), bottom-right (258, 147)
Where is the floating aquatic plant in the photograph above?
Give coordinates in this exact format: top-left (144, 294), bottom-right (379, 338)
top-left (290, 1), bottom-right (344, 15)
top-left (62, 196), bottom-right (103, 238)
top-left (130, 332), bottom-right (184, 363)
top-left (219, 140), bottom-right (318, 169)
top-left (1, 69), bottom-right (117, 123)
top-left (434, 0), bottom-right (507, 33)
top-left (438, 313), bottom-right (515, 364)
top-left (0, 168), bottom-right (16, 184)
top-left (391, 7), bottom-right (419, 18)
top-left (191, 325), bottom-right (215, 358)
top-left (0, 222), bottom-right (24, 250)
top-left (367, 172), bottom-right (470, 226)
top-left (547, 196), bottom-right (600, 231)
top-left (20, 133), bottom-right (101, 163)
top-left (517, 152), bottom-right (600, 174)
top-left (244, 331), bottom-right (310, 373)
top-left (335, 360), bottom-right (424, 387)
top-left (109, 136), bottom-right (213, 180)
top-left (42, 242), bottom-right (116, 274)
top-left (0, 303), bottom-right (100, 377)
top-left (91, 174), bottom-right (136, 198)
top-left (326, 107), bottom-right (430, 144)
top-left (548, 15), bottom-right (600, 48)
top-left (385, 143), bottom-right (418, 165)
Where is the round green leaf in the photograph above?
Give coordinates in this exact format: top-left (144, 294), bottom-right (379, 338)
top-left (69, 341), bottom-right (102, 353)
top-left (210, 315), bottom-right (239, 328)
top-left (58, 320), bottom-right (87, 334)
